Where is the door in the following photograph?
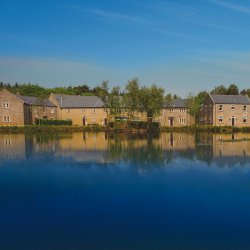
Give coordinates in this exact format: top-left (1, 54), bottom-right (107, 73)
top-left (104, 118), bottom-right (107, 126)
top-left (169, 117), bottom-right (174, 127)
top-left (83, 117), bottom-right (86, 126)
top-left (232, 117), bottom-right (235, 126)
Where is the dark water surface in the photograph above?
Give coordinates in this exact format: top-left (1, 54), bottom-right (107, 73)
top-left (1, 132), bottom-right (250, 250)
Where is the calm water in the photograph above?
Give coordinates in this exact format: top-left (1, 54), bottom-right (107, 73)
top-left (1, 132), bottom-right (250, 250)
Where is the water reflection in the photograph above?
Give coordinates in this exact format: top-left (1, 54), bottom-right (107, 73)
top-left (1, 132), bottom-right (250, 167)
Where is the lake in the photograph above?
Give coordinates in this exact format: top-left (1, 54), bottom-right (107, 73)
top-left (1, 132), bottom-right (250, 250)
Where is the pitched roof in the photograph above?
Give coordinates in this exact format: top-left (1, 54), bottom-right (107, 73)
top-left (209, 94), bottom-right (250, 104)
top-left (163, 99), bottom-right (188, 108)
top-left (18, 95), bottom-right (56, 107)
top-left (52, 94), bottom-right (105, 108)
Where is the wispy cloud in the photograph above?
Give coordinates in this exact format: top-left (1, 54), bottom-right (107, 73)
top-left (153, 28), bottom-right (207, 42)
top-left (210, 0), bottom-right (250, 14)
top-left (70, 6), bottom-right (151, 25)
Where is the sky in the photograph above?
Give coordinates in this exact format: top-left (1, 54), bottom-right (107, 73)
top-left (1, 0), bottom-right (250, 96)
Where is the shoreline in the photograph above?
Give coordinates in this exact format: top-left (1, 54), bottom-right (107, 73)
top-left (1, 125), bottom-right (250, 134)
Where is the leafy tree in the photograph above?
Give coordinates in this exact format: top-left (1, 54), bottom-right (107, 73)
top-left (211, 84), bottom-right (227, 95)
top-left (187, 91), bottom-right (208, 124)
top-left (123, 78), bottom-right (141, 120)
top-left (227, 83), bottom-right (239, 95)
top-left (94, 80), bottom-right (109, 104)
top-left (138, 84), bottom-right (164, 129)
top-left (107, 86), bottom-right (122, 120)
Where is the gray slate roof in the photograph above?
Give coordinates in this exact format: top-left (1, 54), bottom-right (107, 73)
top-left (53, 94), bottom-right (105, 108)
top-left (19, 95), bottom-right (56, 107)
top-left (163, 99), bottom-right (188, 108)
top-left (209, 94), bottom-right (250, 104)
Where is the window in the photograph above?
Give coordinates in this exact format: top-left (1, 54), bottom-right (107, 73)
top-left (67, 109), bottom-right (70, 113)
top-left (170, 108), bottom-right (174, 112)
top-left (2, 102), bottom-right (9, 109)
top-left (231, 105), bottom-right (235, 110)
top-left (218, 116), bottom-right (223, 123)
top-left (219, 105), bottom-right (223, 111)
top-left (93, 109), bottom-right (96, 113)
top-left (34, 108), bottom-right (37, 114)
top-left (243, 115), bottom-right (247, 123)
top-left (82, 109), bottom-right (85, 113)
top-left (43, 107), bottom-right (46, 113)
top-left (243, 105), bottom-right (247, 111)
top-left (179, 118), bottom-right (186, 124)
top-left (51, 108), bottom-right (55, 114)
top-left (3, 116), bottom-right (10, 123)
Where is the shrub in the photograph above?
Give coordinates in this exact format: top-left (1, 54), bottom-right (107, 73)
top-left (35, 119), bottom-right (72, 126)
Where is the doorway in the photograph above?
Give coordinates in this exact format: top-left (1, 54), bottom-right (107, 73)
top-left (232, 117), bottom-right (235, 127)
top-left (169, 117), bottom-right (174, 127)
top-left (83, 117), bottom-right (86, 126)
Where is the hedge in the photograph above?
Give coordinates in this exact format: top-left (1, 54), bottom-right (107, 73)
top-left (35, 119), bottom-right (72, 126)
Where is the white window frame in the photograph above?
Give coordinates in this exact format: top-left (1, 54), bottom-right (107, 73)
top-left (3, 116), bottom-right (11, 123)
top-left (2, 102), bottom-right (9, 109)
top-left (218, 116), bottom-right (223, 123)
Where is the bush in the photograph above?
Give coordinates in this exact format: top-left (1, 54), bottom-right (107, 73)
top-left (35, 119), bottom-right (72, 126)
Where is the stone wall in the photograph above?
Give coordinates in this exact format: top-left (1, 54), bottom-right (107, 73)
top-left (213, 103), bottom-right (250, 127)
top-left (0, 89), bottom-right (25, 126)
top-left (57, 107), bottom-right (108, 126)
top-left (159, 108), bottom-right (195, 127)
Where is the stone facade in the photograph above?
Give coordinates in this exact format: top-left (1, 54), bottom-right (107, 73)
top-left (159, 107), bottom-right (194, 127)
top-left (0, 89), bottom-right (28, 126)
top-left (49, 93), bottom-right (108, 126)
top-left (156, 99), bottom-right (195, 127)
top-left (30, 106), bottom-right (57, 124)
top-left (199, 94), bottom-right (250, 127)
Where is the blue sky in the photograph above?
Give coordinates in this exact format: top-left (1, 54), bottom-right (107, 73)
top-left (1, 0), bottom-right (250, 96)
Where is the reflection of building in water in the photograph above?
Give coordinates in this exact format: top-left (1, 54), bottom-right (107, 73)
top-left (0, 134), bottom-right (26, 160)
top-left (1, 132), bottom-right (250, 166)
top-left (196, 133), bottom-right (250, 165)
top-left (213, 133), bottom-right (250, 158)
top-left (154, 133), bottom-right (195, 151)
top-left (56, 133), bottom-right (109, 163)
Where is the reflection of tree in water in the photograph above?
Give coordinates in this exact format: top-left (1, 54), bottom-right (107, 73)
top-left (195, 132), bottom-right (213, 165)
top-left (106, 133), bottom-right (166, 168)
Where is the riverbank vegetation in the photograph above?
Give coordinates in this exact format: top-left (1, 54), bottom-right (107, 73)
top-left (1, 125), bottom-right (250, 134)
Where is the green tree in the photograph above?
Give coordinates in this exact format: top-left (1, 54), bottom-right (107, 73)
top-left (138, 84), bottom-right (164, 129)
top-left (94, 80), bottom-right (109, 104)
top-left (123, 78), bottom-right (141, 121)
top-left (107, 86), bottom-right (122, 120)
top-left (227, 83), bottom-right (239, 95)
top-left (187, 91), bottom-right (208, 124)
top-left (211, 84), bottom-right (227, 95)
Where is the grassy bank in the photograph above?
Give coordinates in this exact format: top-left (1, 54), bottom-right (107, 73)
top-left (161, 125), bottom-right (250, 133)
top-left (1, 125), bottom-right (250, 134)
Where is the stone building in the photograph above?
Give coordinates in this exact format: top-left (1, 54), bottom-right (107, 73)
top-left (0, 89), bottom-right (57, 126)
top-left (18, 95), bottom-right (57, 124)
top-left (159, 99), bottom-right (195, 127)
top-left (0, 89), bottom-right (31, 126)
top-left (49, 93), bottom-right (108, 126)
top-left (199, 94), bottom-right (250, 127)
